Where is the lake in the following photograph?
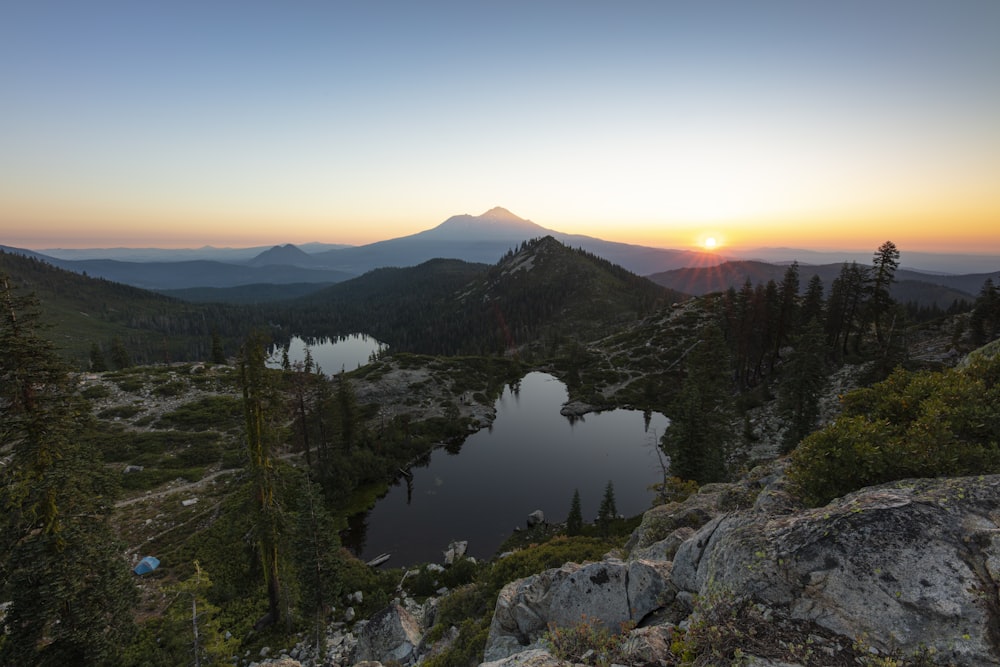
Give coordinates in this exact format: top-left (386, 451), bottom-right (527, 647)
top-left (346, 372), bottom-right (669, 566)
top-left (268, 334), bottom-right (386, 374)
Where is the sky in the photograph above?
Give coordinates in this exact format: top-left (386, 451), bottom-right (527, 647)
top-left (2, 1), bottom-right (999, 253)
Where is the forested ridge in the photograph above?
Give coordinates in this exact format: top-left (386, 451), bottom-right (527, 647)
top-left (1, 238), bottom-right (684, 365)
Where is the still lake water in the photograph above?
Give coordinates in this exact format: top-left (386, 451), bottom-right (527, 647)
top-left (268, 334), bottom-right (386, 374)
top-left (347, 372), bottom-right (669, 567)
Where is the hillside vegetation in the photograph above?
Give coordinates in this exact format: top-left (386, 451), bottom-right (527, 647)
top-left (3, 239), bottom-right (1000, 665)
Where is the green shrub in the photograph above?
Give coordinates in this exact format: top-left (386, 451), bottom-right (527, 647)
top-left (98, 404), bottom-right (143, 420)
top-left (81, 384), bottom-right (111, 400)
top-left (155, 395), bottom-right (242, 431)
top-left (153, 380), bottom-right (187, 397)
top-left (434, 584), bottom-right (490, 630)
top-left (175, 439), bottom-right (222, 466)
top-left (481, 536), bottom-right (613, 599)
top-left (220, 448), bottom-right (245, 469)
top-left (114, 376), bottom-right (145, 393)
top-left (789, 357), bottom-right (1000, 507)
top-left (421, 617), bottom-right (490, 667)
top-left (544, 616), bottom-right (636, 666)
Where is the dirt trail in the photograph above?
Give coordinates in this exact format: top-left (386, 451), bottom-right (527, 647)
top-left (114, 467), bottom-right (239, 508)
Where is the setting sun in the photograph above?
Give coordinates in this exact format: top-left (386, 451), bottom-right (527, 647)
top-left (703, 237), bottom-right (718, 250)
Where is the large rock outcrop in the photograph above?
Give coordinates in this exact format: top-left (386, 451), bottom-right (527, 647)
top-left (484, 558), bottom-right (673, 662)
top-left (671, 473), bottom-right (1000, 665)
top-left (481, 464), bottom-right (1000, 665)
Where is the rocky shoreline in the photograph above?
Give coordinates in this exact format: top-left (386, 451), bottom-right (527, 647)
top-left (248, 460), bottom-right (1000, 666)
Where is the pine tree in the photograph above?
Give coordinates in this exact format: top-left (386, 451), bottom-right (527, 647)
top-left (662, 322), bottom-right (735, 484)
top-left (89, 341), bottom-right (107, 371)
top-left (163, 562), bottom-right (234, 667)
top-left (597, 479), bottom-right (618, 532)
top-left (336, 371), bottom-right (358, 451)
top-left (970, 278), bottom-right (1000, 345)
top-left (239, 331), bottom-right (286, 630)
top-left (566, 488), bottom-right (583, 536)
top-left (293, 481), bottom-right (344, 656)
top-left (777, 321), bottom-right (828, 453)
top-left (0, 275), bottom-right (136, 665)
top-left (868, 241), bottom-right (900, 348)
top-left (772, 262), bottom-right (801, 367)
top-left (211, 330), bottom-right (227, 364)
top-left (826, 262), bottom-right (868, 357)
top-left (110, 335), bottom-right (131, 369)
top-left (801, 274), bottom-right (825, 326)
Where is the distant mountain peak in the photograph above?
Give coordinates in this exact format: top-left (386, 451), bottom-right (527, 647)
top-left (417, 207), bottom-right (548, 242)
top-left (480, 206), bottom-right (525, 222)
top-left (248, 243), bottom-right (316, 268)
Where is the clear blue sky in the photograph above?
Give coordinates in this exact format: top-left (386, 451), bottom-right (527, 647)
top-left (2, 1), bottom-right (999, 251)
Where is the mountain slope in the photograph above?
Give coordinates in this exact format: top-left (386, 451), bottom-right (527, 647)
top-left (309, 208), bottom-right (721, 276)
top-left (23, 254), bottom-right (353, 290)
top-left (247, 243), bottom-right (325, 268)
top-left (0, 248), bottom-right (262, 365)
top-left (284, 236), bottom-right (684, 355)
top-left (648, 260), bottom-right (995, 308)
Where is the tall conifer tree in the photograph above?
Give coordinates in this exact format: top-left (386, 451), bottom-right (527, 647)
top-left (0, 275), bottom-right (135, 665)
top-left (662, 322), bottom-right (735, 484)
top-left (238, 331), bottom-right (286, 630)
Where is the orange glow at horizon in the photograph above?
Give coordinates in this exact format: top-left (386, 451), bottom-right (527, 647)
top-left (2, 196), bottom-right (999, 253)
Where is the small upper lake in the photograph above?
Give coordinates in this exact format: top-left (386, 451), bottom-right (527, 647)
top-left (268, 334), bottom-right (385, 374)
top-left (347, 372), bottom-right (669, 566)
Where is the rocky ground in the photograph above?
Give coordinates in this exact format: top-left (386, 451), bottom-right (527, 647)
top-left (244, 461), bottom-right (1000, 667)
top-left (83, 314), bottom-right (987, 666)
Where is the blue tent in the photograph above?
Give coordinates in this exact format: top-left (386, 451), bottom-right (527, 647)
top-left (133, 556), bottom-right (160, 575)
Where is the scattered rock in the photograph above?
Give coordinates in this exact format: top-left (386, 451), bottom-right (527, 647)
top-left (443, 540), bottom-right (468, 565)
top-left (352, 603), bottom-right (423, 665)
top-left (481, 647), bottom-right (568, 667)
top-left (526, 510), bottom-right (545, 527)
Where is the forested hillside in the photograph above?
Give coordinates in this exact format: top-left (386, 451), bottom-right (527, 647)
top-left (264, 236), bottom-right (685, 356)
top-left (2, 238), bottom-right (685, 366)
top-left (0, 249), bottom-right (264, 366)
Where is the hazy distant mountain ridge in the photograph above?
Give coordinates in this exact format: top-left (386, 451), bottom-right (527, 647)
top-left (647, 260), bottom-right (1000, 309)
top-left (739, 246), bottom-right (1000, 275)
top-left (13, 208), bottom-right (1000, 291)
top-left (307, 207), bottom-right (722, 276)
top-left (247, 243), bottom-right (323, 268)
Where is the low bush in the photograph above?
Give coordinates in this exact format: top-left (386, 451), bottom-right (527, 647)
top-left (788, 355), bottom-right (1000, 507)
top-left (480, 536), bottom-right (614, 601)
top-left (81, 384), bottom-right (111, 400)
top-left (152, 380), bottom-right (187, 397)
top-left (544, 616), bottom-right (636, 666)
top-left (98, 404), bottom-right (143, 420)
top-left (155, 395), bottom-right (243, 431)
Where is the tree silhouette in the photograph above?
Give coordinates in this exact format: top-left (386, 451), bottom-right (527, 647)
top-left (566, 488), bottom-right (583, 536)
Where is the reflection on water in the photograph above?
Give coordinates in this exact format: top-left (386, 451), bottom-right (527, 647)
top-left (345, 372), bottom-right (669, 566)
top-left (268, 334), bottom-right (385, 374)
